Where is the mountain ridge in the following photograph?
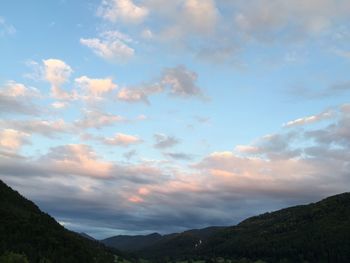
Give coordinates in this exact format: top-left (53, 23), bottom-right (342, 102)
top-left (101, 192), bottom-right (350, 262)
top-left (0, 179), bottom-right (120, 263)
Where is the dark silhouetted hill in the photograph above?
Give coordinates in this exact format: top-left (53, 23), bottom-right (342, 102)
top-left (102, 232), bottom-right (163, 252)
top-left (201, 192), bottom-right (350, 262)
top-left (0, 179), bottom-right (119, 263)
top-left (115, 193), bottom-right (350, 262)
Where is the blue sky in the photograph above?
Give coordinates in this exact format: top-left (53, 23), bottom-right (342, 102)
top-left (1, 0), bottom-right (350, 238)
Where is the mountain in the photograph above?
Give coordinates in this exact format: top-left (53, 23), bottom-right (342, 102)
top-left (3, 176), bottom-right (349, 263)
top-left (101, 227), bottom-right (224, 255)
top-left (128, 193), bottom-right (350, 262)
top-left (201, 192), bottom-right (350, 262)
top-left (135, 226), bottom-right (225, 260)
top-left (102, 233), bottom-right (162, 252)
top-left (79, 232), bottom-right (96, 241)
top-left (0, 179), bottom-right (119, 263)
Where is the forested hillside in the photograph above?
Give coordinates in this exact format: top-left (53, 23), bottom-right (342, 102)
top-left (0, 180), bottom-right (118, 263)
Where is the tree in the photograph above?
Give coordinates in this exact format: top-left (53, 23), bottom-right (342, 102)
top-left (0, 252), bottom-right (29, 263)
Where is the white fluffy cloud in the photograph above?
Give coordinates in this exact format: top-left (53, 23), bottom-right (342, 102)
top-left (98, 0), bottom-right (149, 24)
top-left (41, 144), bottom-right (113, 178)
top-left (0, 81), bottom-right (41, 115)
top-left (103, 133), bottom-right (142, 146)
top-left (75, 76), bottom-right (117, 97)
top-left (43, 59), bottom-right (73, 99)
top-left (0, 129), bottom-right (30, 152)
top-left (117, 84), bottom-right (163, 104)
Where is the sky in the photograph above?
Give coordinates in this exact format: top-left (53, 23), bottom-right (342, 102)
top-left (1, 0), bottom-right (350, 239)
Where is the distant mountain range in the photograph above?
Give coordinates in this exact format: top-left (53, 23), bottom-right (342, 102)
top-left (101, 226), bottom-right (224, 253)
top-left (102, 193), bottom-right (350, 263)
top-left (0, 180), bottom-right (124, 263)
top-left (1, 178), bottom-right (350, 263)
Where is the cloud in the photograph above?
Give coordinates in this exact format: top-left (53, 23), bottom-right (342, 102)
top-left (51, 102), bottom-right (67, 109)
top-left (161, 65), bottom-right (204, 98)
top-left (141, 28), bottom-right (153, 39)
top-left (142, 0), bottom-right (218, 37)
top-left (194, 106), bottom-right (350, 200)
top-left (235, 145), bottom-right (260, 154)
top-left (0, 129), bottom-right (30, 152)
top-left (2, 104), bottom-right (350, 238)
top-left (40, 144), bottom-right (113, 178)
top-left (43, 59), bottom-right (73, 99)
top-left (0, 119), bottom-right (72, 138)
top-left (75, 76), bottom-right (117, 98)
top-left (305, 104), bottom-right (350, 147)
top-left (91, 0), bottom-right (350, 64)
top-left (75, 110), bottom-right (125, 129)
top-left (123, 149), bottom-right (137, 160)
top-left (283, 110), bottom-right (334, 127)
top-left (102, 133), bottom-right (142, 147)
top-left (0, 17), bottom-right (16, 36)
top-left (232, 0), bottom-right (350, 41)
top-left (0, 81), bottom-right (41, 116)
top-left (154, 133), bottom-right (179, 149)
top-left (332, 48), bottom-right (350, 59)
top-left (0, 143), bottom-right (163, 182)
top-left (155, 0), bottom-right (218, 40)
top-left (327, 81), bottom-right (350, 95)
top-left (291, 80), bottom-right (350, 100)
top-left (117, 65), bottom-right (204, 103)
top-left (117, 84), bottom-right (163, 104)
top-left (236, 132), bottom-right (301, 160)
top-left (97, 0), bottom-right (149, 24)
top-left (194, 116), bottom-right (210, 124)
top-left (2, 81), bottom-right (40, 97)
top-left (165, 152), bottom-right (193, 161)
top-left (182, 0), bottom-right (218, 34)
top-left (80, 30), bottom-right (135, 62)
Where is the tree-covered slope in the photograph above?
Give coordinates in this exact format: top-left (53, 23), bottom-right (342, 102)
top-left (102, 227), bottom-right (224, 257)
top-left (127, 193), bottom-right (350, 262)
top-left (133, 227), bottom-right (224, 260)
top-left (102, 233), bottom-right (163, 252)
top-left (0, 180), bottom-right (117, 263)
top-left (202, 193), bottom-right (350, 263)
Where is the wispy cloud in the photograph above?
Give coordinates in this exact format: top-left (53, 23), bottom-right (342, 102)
top-left (154, 134), bottom-right (179, 149)
top-left (81, 30), bottom-right (135, 62)
top-left (0, 17), bottom-right (16, 36)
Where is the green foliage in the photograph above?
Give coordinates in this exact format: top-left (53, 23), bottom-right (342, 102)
top-left (201, 193), bottom-right (350, 263)
top-left (0, 180), bottom-right (121, 263)
top-left (0, 252), bottom-right (29, 263)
